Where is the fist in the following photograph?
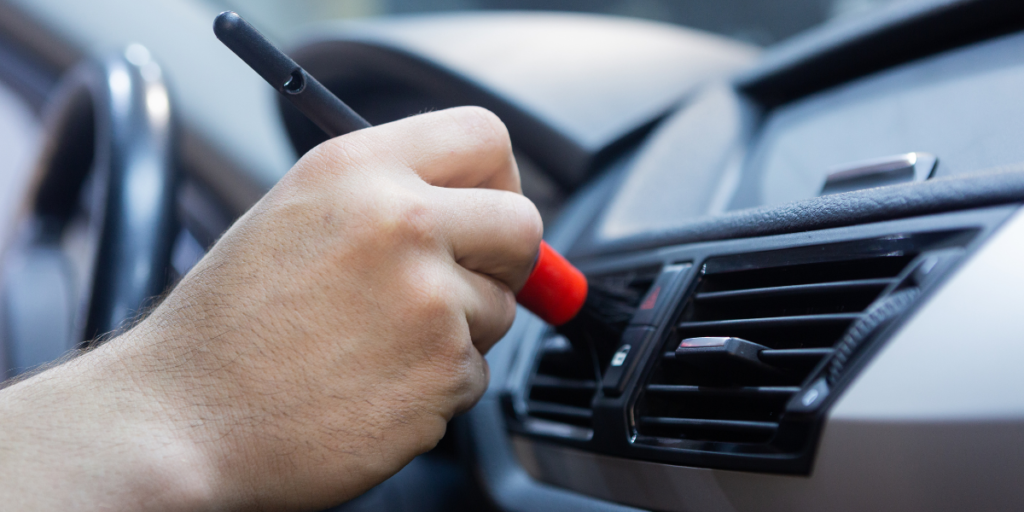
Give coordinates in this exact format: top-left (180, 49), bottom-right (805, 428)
top-left (110, 107), bottom-right (543, 509)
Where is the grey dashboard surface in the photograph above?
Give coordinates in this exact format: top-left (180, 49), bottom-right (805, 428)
top-left (283, 13), bottom-right (756, 188)
top-left (591, 9), bottom-right (1024, 251)
top-left (302, 13), bottom-right (757, 152)
top-left (746, 29), bottom-right (1024, 209)
top-left (595, 84), bottom-right (757, 241)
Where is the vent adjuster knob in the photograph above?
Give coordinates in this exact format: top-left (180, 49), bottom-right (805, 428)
top-left (675, 337), bottom-right (780, 376)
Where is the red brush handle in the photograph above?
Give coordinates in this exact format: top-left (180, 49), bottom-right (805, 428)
top-left (516, 240), bottom-right (588, 326)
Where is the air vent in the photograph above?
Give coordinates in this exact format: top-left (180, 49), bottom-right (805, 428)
top-left (522, 267), bottom-right (658, 434)
top-left (525, 333), bottom-right (598, 429)
top-left (634, 232), bottom-right (971, 447)
top-left (504, 213), bottom-right (1002, 476)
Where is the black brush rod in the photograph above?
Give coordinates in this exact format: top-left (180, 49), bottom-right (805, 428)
top-left (213, 11), bottom-right (371, 138)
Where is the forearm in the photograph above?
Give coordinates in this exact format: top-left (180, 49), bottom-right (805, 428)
top-left (0, 336), bottom-right (218, 511)
top-left (0, 296), bottom-right (440, 511)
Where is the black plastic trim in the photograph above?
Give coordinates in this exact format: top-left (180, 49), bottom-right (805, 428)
top-left (530, 376), bottom-right (597, 391)
top-left (639, 417), bottom-right (779, 433)
top-left (678, 313), bottom-right (862, 331)
top-left (646, 385), bottom-right (802, 397)
top-left (694, 278), bottom-right (894, 301)
top-left (527, 401), bottom-right (594, 421)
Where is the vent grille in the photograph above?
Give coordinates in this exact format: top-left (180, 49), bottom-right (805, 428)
top-left (503, 222), bottom-right (989, 473)
top-left (525, 334), bottom-right (597, 428)
top-left (636, 245), bottom-right (920, 445)
top-left (523, 268), bottom-right (658, 432)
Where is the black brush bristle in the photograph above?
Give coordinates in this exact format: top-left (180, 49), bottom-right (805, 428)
top-left (556, 275), bottom-right (647, 364)
top-left (578, 278), bottom-right (642, 329)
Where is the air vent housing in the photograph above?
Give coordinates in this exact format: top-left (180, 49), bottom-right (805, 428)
top-left (505, 209), bottom-right (1007, 476)
top-left (634, 231), bottom-right (974, 463)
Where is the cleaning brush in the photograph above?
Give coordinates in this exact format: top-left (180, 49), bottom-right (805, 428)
top-left (214, 12), bottom-right (638, 355)
top-left (516, 242), bottom-right (641, 359)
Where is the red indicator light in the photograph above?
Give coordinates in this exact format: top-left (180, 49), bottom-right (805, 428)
top-left (639, 286), bottom-right (660, 310)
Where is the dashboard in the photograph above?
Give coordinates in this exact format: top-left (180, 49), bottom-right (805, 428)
top-left (2, 0), bottom-right (1024, 511)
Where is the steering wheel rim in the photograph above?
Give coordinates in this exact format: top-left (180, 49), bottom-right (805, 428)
top-left (1, 47), bottom-right (178, 372)
top-left (79, 48), bottom-right (178, 343)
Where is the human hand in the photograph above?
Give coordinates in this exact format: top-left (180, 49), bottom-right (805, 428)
top-left (0, 107), bottom-right (542, 511)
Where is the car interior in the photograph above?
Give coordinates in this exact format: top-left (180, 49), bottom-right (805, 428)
top-left (1, 0), bottom-right (1023, 510)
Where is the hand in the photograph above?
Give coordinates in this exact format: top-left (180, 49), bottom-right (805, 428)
top-left (0, 107), bottom-right (543, 511)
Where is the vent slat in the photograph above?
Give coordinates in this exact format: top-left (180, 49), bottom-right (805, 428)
top-left (530, 375), bottom-right (598, 391)
top-left (639, 416), bottom-right (779, 433)
top-left (527, 401), bottom-right (594, 420)
top-left (679, 313), bottom-right (864, 333)
top-left (662, 348), bottom-right (833, 364)
top-left (700, 253), bottom-right (915, 292)
top-left (678, 313), bottom-right (861, 330)
top-left (647, 384), bottom-right (800, 397)
top-left (694, 278), bottom-right (895, 302)
top-left (759, 348), bottom-right (834, 364)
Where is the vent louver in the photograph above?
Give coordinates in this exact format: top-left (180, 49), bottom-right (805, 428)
top-left (634, 233), bottom-right (963, 447)
top-left (525, 333), bottom-right (597, 429)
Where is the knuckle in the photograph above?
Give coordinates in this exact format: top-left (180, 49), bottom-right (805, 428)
top-left (444, 342), bottom-right (485, 390)
top-left (405, 263), bottom-right (457, 321)
top-left (305, 135), bottom-right (368, 173)
top-left (496, 288), bottom-right (518, 335)
top-left (448, 106), bottom-right (511, 150)
top-left (278, 135), bottom-right (380, 204)
top-left (413, 423), bottom-right (447, 454)
top-left (505, 193), bottom-right (544, 259)
top-left (476, 286), bottom-right (517, 351)
top-left (422, 331), bottom-right (480, 399)
top-left (378, 192), bottom-right (442, 249)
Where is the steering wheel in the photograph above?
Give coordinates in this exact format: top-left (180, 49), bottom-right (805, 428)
top-left (0, 46), bottom-right (178, 374)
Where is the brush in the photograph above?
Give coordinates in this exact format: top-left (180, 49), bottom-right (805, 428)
top-left (213, 11), bottom-right (637, 354)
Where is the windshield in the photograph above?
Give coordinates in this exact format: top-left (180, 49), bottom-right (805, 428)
top-left (208, 0), bottom-right (910, 46)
